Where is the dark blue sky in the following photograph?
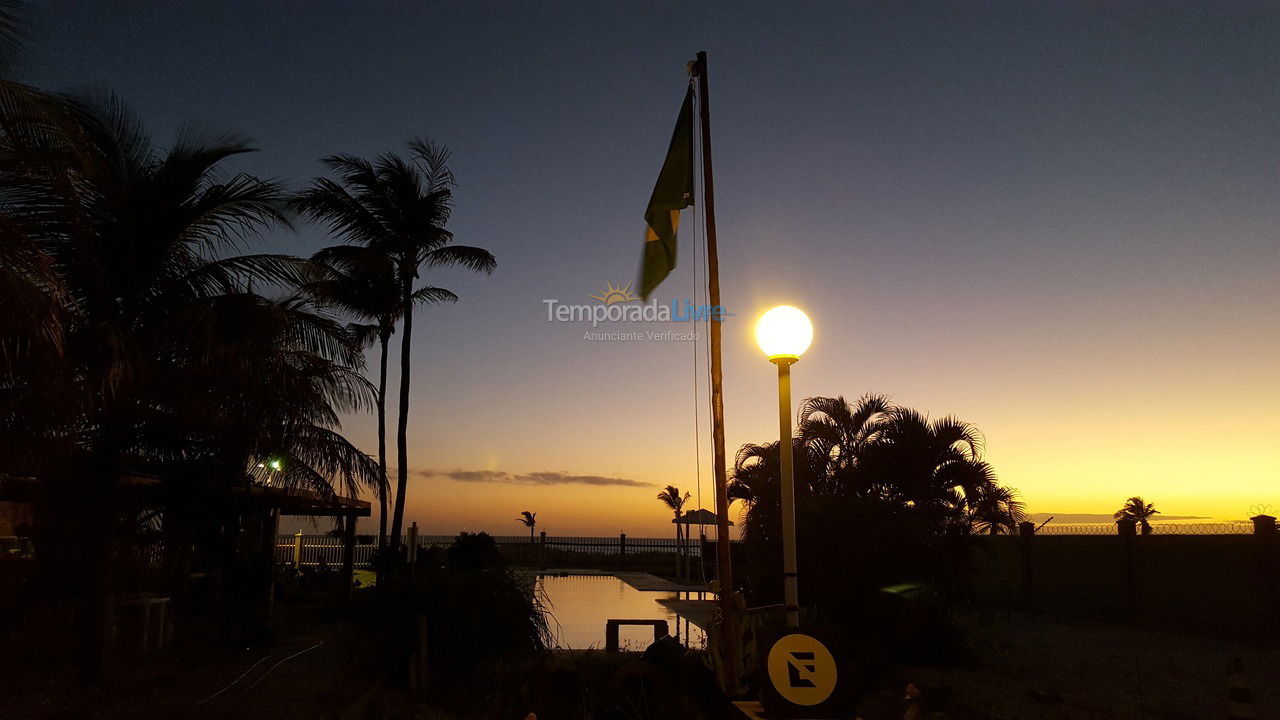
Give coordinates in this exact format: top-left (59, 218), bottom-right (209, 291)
top-left (23, 2), bottom-right (1280, 532)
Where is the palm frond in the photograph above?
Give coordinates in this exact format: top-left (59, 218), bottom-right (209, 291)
top-left (422, 244), bottom-right (496, 274)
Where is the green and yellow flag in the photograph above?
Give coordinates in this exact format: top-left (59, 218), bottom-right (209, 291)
top-left (639, 86), bottom-right (695, 299)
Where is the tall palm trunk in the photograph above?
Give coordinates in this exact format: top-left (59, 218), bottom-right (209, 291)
top-left (376, 328), bottom-right (390, 551)
top-left (389, 268), bottom-right (413, 553)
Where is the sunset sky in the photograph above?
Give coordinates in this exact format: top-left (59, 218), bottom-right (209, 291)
top-left (26, 2), bottom-right (1278, 536)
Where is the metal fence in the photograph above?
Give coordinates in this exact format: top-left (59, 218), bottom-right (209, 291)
top-left (276, 524), bottom-right (1259, 568)
top-left (275, 532), bottom-right (698, 569)
top-left (422, 534), bottom-right (697, 557)
top-left (1035, 522), bottom-right (1252, 536)
top-left (274, 533), bottom-right (377, 568)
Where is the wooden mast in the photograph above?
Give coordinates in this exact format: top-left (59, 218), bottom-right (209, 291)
top-left (694, 49), bottom-right (738, 690)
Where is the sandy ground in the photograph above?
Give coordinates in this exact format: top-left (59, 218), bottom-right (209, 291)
top-left (897, 613), bottom-right (1280, 720)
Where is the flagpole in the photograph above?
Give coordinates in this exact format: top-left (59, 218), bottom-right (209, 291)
top-left (694, 49), bottom-right (738, 692)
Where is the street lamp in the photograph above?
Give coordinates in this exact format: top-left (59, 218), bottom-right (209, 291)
top-left (755, 305), bottom-right (812, 627)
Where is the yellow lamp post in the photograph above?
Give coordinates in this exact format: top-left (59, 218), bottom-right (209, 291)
top-left (755, 305), bottom-right (813, 627)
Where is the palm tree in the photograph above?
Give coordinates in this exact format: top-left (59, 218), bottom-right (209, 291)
top-left (0, 95), bottom-right (379, 683)
top-left (733, 397), bottom-right (1015, 537)
top-left (730, 394), bottom-right (890, 508)
top-left (657, 485), bottom-right (691, 578)
top-left (168, 291), bottom-right (380, 497)
top-left (797, 394), bottom-right (892, 495)
top-left (306, 244), bottom-right (457, 550)
top-left (1115, 496), bottom-right (1160, 535)
top-left (855, 407), bottom-right (995, 523)
top-left (0, 0), bottom-right (23, 76)
top-left (517, 511), bottom-right (537, 540)
top-left (969, 481), bottom-right (1027, 535)
top-left (294, 142), bottom-right (496, 555)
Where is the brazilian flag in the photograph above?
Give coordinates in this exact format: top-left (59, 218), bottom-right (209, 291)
top-left (639, 86), bottom-right (695, 299)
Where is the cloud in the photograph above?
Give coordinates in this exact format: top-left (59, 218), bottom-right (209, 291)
top-left (419, 469), bottom-right (651, 488)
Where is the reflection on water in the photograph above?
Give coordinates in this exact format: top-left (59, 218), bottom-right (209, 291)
top-left (537, 574), bottom-right (706, 651)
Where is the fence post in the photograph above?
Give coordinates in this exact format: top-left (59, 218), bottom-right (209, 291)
top-left (407, 522), bottom-right (419, 565)
top-left (1253, 514), bottom-right (1278, 637)
top-left (619, 532), bottom-right (627, 560)
top-left (1120, 525), bottom-right (1137, 621)
top-left (340, 514), bottom-right (356, 603)
top-left (1252, 514), bottom-right (1276, 537)
top-left (539, 530), bottom-right (547, 571)
top-left (1018, 521), bottom-right (1035, 610)
top-left (292, 530), bottom-right (303, 569)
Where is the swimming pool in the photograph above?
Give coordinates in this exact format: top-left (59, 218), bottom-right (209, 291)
top-left (537, 574), bottom-right (706, 651)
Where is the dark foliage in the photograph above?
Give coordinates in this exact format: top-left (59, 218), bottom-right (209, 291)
top-left (371, 533), bottom-right (549, 710)
top-left (733, 395), bottom-right (1019, 663)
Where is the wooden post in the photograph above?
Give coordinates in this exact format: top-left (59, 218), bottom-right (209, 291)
top-left (292, 530), bottom-right (303, 569)
top-left (694, 49), bottom-right (739, 692)
top-left (411, 613), bottom-right (429, 698)
top-left (700, 532), bottom-right (708, 581)
top-left (340, 514), bottom-right (356, 602)
top-left (539, 530), bottom-right (547, 570)
top-left (264, 509), bottom-right (280, 616)
top-left (406, 521), bottom-right (419, 565)
top-left (619, 532), bottom-right (627, 558)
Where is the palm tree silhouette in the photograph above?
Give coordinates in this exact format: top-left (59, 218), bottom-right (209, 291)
top-left (517, 511), bottom-right (537, 540)
top-left (0, 95), bottom-right (378, 682)
top-left (855, 407), bottom-right (998, 530)
top-left (1115, 496), bottom-right (1160, 535)
top-left (797, 394), bottom-right (892, 495)
top-left (731, 396), bottom-right (1017, 536)
top-left (969, 482), bottom-right (1028, 534)
top-left (295, 142), bottom-right (496, 553)
top-left (657, 485), bottom-right (691, 577)
top-left (307, 244), bottom-right (457, 550)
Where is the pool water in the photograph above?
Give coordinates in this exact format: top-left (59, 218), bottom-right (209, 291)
top-left (537, 574), bottom-right (706, 651)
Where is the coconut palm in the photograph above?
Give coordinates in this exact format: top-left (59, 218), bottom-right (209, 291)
top-left (162, 291), bottom-right (380, 497)
top-left (0, 95), bottom-right (379, 682)
top-left (657, 485), bottom-right (691, 577)
top-left (0, 94), bottom-right (304, 476)
top-left (1115, 496), bottom-right (1160, 535)
top-left (306, 244), bottom-right (457, 550)
top-left (0, 0), bottom-right (22, 76)
top-left (516, 510), bottom-right (537, 540)
top-left (294, 142), bottom-right (496, 554)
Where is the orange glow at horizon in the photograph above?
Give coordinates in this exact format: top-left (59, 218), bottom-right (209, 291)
top-left (329, 286), bottom-right (1280, 538)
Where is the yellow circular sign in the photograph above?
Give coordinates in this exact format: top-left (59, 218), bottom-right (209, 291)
top-left (765, 632), bottom-right (838, 706)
